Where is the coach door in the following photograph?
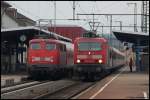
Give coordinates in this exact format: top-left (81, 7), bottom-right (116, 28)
top-left (59, 44), bottom-right (67, 66)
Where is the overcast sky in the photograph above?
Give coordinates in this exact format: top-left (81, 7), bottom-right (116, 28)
top-left (7, 1), bottom-right (143, 33)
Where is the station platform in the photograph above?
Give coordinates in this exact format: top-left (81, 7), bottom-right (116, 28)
top-left (73, 66), bottom-right (149, 99)
top-left (1, 72), bottom-right (28, 87)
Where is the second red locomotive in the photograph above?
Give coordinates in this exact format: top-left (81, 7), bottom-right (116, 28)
top-left (27, 36), bottom-right (73, 79)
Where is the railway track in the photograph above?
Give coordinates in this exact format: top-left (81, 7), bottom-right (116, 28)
top-left (35, 82), bottom-right (95, 99)
top-left (1, 80), bottom-right (76, 99)
top-left (1, 79), bottom-right (95, 99)
top-left (34, 69), bottom-right (116, 99)
top-left (1, 66), bottom-right (123, 99)
top-left (1, 77), bottom-right (29, 88)
top-left (1, 81), bottom-right (48, 94)
top-left (1, 79), bottom-right (34, 89)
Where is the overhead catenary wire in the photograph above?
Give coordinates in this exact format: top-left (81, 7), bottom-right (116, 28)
top-left (90, 2), bottom-right (124, 33)
top-left (77, 2), bottom-right (90, 20)
top-left (94, 1), bottom-right (126, 23)
top-left (68, 1), bottom-right (92, 29)
top-left (50, 1), bottom-right (81, 25)
top-left (76, 2), bottom-right (96, 30)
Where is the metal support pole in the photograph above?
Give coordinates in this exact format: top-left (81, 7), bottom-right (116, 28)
top-left (110, 15), bottom-right (112, 45)
top-left (145, 1), bottom-right (148, 33)
top-left (135, 39), bottom-right (141, 72)
top-left (120, 21), bottom-right (122, 31)
top-left (141, 1), bottom-right (144, 32)
top-left (54, 1), bottom-right (56, 33)
top-left (21, 43), bottom-right (23, 64)
top-left (110, 15), bottom-right (112, 33)
top-left (135, 3), bottom-right (137, 32)
top-left (102, 25), bottom-right (103, 37)
top-left (73, 1), bottom-right (75, 20)
top-left (93, 14), bottom-right (94, 31)
top-left (115, 21), bottom-right (122, 31)
top-left (15, 43), bottom-right (18, 72)
top-left (38, 19), bottom-right (41, 35)
top-left (8, 42), bottom-right (11, 73)
top-left (127, 3), bottom-right (137, 32)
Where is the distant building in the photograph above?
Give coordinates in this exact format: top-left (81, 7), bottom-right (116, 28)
top-left (1, 1), bottom-right (36, 73)
top-left (1, 1), bottom-right (36, 29)
top-left (48, 25), bottom-right (87, 42)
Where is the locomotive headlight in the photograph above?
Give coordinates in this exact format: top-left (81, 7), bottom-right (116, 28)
top-left (98, 59), bottom-right (103, 63)
top-left (77, 59), bottom-right (80, 63)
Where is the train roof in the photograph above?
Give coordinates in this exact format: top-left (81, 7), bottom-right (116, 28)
top-left (75, 37), bottom-right (107, 43)
top-left (29, 38), bottom-right (74, 51)
top-left (30, 38), bottom-right (64, 43)
top-left (30, 38), bottom-right (73, 45)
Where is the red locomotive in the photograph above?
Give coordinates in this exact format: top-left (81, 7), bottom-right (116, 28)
top-left (73, 32), bottom-right (125, 80)
top-left (27, 36), bottom-right (73, 79)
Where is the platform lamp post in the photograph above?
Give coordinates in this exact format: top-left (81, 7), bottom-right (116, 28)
top-left (101, 25), bottom-right (104, 37)
top-left (36, 19), bottom-right (43, 35)
top-left (19, 35), bottom-right (26, 65)
top-left (105, 15), bottom-right (112, 45)
top-left (105, 15), bottom-right (113, 66)
top-left (99, 23), bottom-right (104, 37)
top-left (38, 19), bottom-right (41, 35)
top-left (127, 2), bottom-right (138, 32)
top-left (115, 20), bottom-right (122, 51)
top-left (54, 1), bottom-right (56, 33)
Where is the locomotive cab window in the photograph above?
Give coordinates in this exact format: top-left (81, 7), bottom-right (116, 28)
top-left (78, 42), bottom-right (101, 51)
top-left (30, 43), bottom-right (41, 50)
top-left (45, 43), bottom-right (56, 50)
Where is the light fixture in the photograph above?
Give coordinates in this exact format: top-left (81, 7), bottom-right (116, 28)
top-left (98, 59), bottom-right (102, 63)
top-left (77, 59), bottom-right (80, 63)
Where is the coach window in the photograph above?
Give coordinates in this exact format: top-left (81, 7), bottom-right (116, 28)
top-left (30, 43), bottom-right (41, 50)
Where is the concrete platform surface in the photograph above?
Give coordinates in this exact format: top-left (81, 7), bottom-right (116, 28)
top-left (73, 66), bottom-right (149, 99)
top-left (1, 73), bottom-right (28, 87)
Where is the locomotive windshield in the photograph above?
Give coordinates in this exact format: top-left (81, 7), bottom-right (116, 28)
top-left (30, 43), bottom-right (41, 50)
top-left (78, 42), bottom-right (101, 51)
top-left (45, 43), bottom-right (56, 50)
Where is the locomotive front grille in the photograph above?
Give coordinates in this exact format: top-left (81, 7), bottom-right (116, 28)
top-left (77, 55), bottom-right (102, 59)
top-left (77, 55), bottom-right (87, 59)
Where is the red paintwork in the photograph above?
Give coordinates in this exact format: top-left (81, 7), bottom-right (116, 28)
top-left (27, 39), bottom-right (73, 65)
top-left (28, 39), bottom-right (58, 64)
top-left (74, 37), bottom-right (108, 64)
